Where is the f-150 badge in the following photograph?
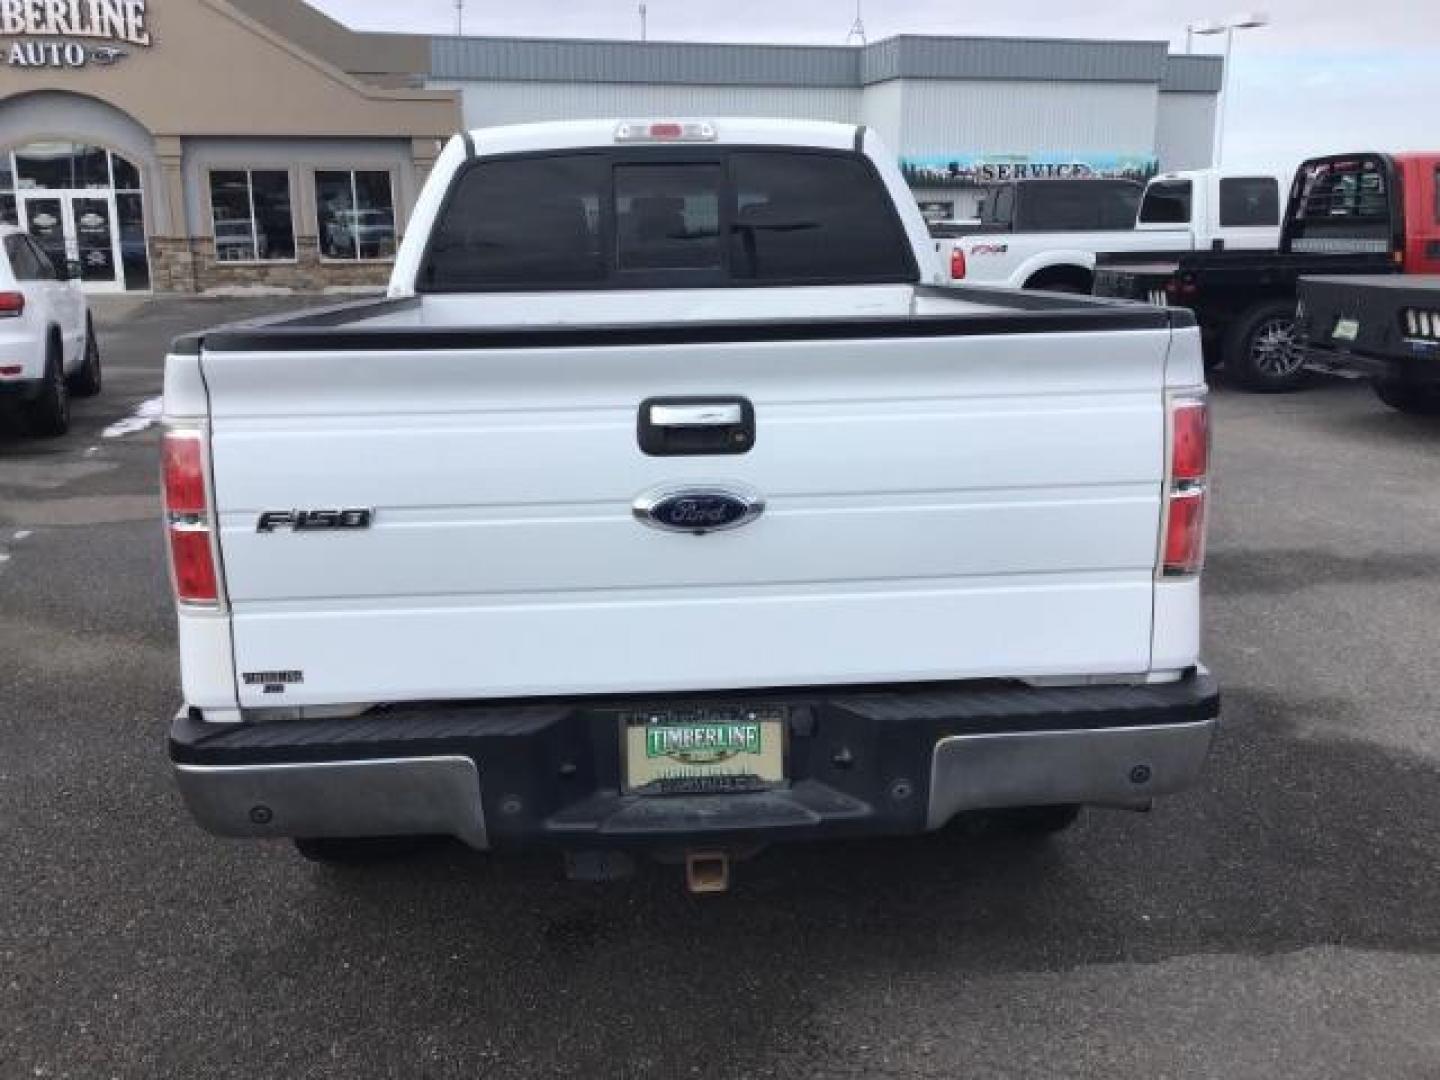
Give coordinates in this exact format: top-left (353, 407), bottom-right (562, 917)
top-left (633, 485), bottom-right (764, 534)
top-left (257, 508), bottom-right (373, 533)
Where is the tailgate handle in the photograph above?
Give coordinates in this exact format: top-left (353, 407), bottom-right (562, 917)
top-left (639, 396), bottom-right (754, 456)
top-left (650, 403), bottom-right (743, 427)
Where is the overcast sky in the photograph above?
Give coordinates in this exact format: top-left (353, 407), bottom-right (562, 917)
top-left (312, 0), bottom-right (1440, 166)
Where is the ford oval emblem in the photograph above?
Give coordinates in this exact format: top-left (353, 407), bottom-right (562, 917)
top-left (634, 484), bottom-right (765, 534)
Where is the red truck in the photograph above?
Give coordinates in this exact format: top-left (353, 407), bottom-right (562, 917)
top-left (1096, 153), bottom-right (1440, 391)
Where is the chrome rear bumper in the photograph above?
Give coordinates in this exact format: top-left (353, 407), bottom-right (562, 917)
top-left (926, 718), bottom-right (1217, 828)
top-left (173, 756), bottom-right (488, 848)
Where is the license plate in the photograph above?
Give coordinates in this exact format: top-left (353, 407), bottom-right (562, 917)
top-left (622, 705), bottom-right (787, 794)
top-left (1332, 316), bottom-right (1360, 342)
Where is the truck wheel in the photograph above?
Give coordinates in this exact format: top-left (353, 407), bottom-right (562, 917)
top-left (988, 804), bottom-right (1082, 836)
top-left (68, 317), bottom-right (102, 398)
top-left (1225, 301), bottom-right (1308, 392)
top-left (1373, 378), bottom-right (1440, 415)
top-left (21, 341), bottom-right (71, 438)
top-left (293, 836), bottom-right (433, 863)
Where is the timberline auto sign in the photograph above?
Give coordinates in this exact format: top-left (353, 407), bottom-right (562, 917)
top-left (2, 0), bottom-right (150, 69)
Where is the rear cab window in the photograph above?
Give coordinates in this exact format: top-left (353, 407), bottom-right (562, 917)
top-left (1019, 181), bottom-right (1141, 232)
top-left (418, 147), bottom-right (918, 291)
top-left (1218, 177), bottom-right (1279, 228)
top-left (1139, 180), bottom-right (1193, 225)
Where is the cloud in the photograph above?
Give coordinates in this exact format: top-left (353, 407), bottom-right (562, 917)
top-left (311, 0), bottom-right (1435, 162)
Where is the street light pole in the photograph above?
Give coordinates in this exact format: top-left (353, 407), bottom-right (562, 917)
top-left (1188, 13), bottom-right (1269, 167)
top-left (1215, 27), bottom-right (1235, 166)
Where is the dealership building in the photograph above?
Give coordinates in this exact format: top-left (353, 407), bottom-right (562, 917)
top-left (0, 0), bottom-right (1222, 294)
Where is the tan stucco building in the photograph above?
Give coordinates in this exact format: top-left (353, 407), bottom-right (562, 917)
top-left (0, 0), bottom-right (459, 293)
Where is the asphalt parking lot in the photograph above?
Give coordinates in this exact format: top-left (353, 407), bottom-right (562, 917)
top-left (3, 297), bottom-right (1439, 1079)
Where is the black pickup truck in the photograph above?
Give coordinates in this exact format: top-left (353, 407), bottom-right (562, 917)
top-left (1094, 153), bottom-right (1434, 391)
top-left (1299, 275), bottom-right (1440, 414)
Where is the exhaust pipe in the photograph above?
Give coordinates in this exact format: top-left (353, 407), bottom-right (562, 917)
top-left (685, 850), bottom-right (730, 894)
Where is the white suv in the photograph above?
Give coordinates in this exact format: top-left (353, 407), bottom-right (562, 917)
top-left (0, 225), bottom-right (98, 437)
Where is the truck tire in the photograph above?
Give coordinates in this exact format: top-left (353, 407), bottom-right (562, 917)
top-left (1372, 378), bottom-right (1440, 415)
top-left (68, 317), bottom-right (102, 398)
top-left (293, 836), bottom-right (433, 863)
top-left (21, 339), bottom-right (71, 438)
top-left (1225, 301), bottom-right (1308, 392)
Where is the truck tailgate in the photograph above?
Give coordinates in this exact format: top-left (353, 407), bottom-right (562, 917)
top-left (200, 323), bottom-right (1170, 707)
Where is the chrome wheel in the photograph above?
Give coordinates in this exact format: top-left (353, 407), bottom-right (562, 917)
top-left (1248, 317), bottom-right (1304, 379)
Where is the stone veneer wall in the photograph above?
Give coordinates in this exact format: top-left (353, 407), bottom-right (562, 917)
top-left (147, 235), bottom-right (392, 293)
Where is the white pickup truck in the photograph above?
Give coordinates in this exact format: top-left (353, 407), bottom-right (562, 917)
top-left (938, 168), bottom-right (1287, 293)
top-left (162, 119), bottom-right (1219, 888)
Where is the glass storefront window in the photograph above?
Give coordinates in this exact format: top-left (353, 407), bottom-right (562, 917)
top-left (112, 155), bottom-right (142, 192)
top-left (116, 193), bottom-right (150, 291)
top-left (14, 142), bottom-right (75, 190)
top-left (5, 144), bottom-right (142, 193)
top-left (209, 169), bottom-right (295, 263)
top-left (75, 145), bottom-right (110, 189)
top-left (1, 143), bottom-right (151, 292)
top-left (316, 170), bottom-right (397, 261)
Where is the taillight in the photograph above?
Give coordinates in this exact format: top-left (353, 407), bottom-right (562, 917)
top-left (1162, 396), bottom-right (1209, 576)
top-left (162, 427), bottom-right (222, 606)
top-left (950, 247), bottom-right (967, 279)
top-left (0, 291), bottom-right (24, 318)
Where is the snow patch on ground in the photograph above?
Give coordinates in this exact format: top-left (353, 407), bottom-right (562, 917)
top-left (102, 397), bottom-right (164, 439)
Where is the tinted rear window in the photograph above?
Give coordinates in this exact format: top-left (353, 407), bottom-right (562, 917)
top-left (616, 163), bottom-right (721, 272)
top-left (420, 155), bottom-right (606, 288)
top-left (1019, 182), bottom-right (1140, 231)
top-left (728, 152), bottom-right (914, 282)
top-left (1219, 177), bottom-right (1279, 227)
top-left (419, 149), bottom-right (917, 291)
top-left (1139, 180), bottom-right (1193, 224)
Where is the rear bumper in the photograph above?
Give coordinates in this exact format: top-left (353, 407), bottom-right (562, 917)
top-left (1305, 342), bottom-right (1440, 383)
top-left (0, 373), bottom-right (44, 399)
top-left (170, 672), bottom-right (1219, 851)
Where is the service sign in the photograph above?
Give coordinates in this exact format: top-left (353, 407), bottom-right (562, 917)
top-left (901, 153), bottom-right (1158, 189)
top-left (2, 0), bottom-right (150, 69)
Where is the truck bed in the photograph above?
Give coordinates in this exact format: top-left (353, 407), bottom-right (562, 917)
top-left (176, 284), bottom-right (1186, 355)
top-left (1096, 249), bottom-right (1393, 295)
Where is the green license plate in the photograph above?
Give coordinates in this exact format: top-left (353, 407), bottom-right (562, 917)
top-left (1333, 317), bottom-right (1360, 342)
top-left (622, 706), bottom-right (787, 794)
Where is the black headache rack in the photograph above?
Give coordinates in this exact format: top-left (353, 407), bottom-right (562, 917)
top-left (1300, 275), bottom-right (1440, 381)
top-left (171, 285), bottom-right (1194, 356)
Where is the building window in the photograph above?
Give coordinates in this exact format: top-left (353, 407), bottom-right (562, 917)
top-left (316, 170), bottom-right (397, 261)
top-left (209, 170), bottom-right (295, 263)
top-left (0, 155), bottom-right (13, 225)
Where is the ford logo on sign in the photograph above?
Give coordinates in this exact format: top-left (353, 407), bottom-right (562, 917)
top-left (634, 484), bottom-right (765, 534)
